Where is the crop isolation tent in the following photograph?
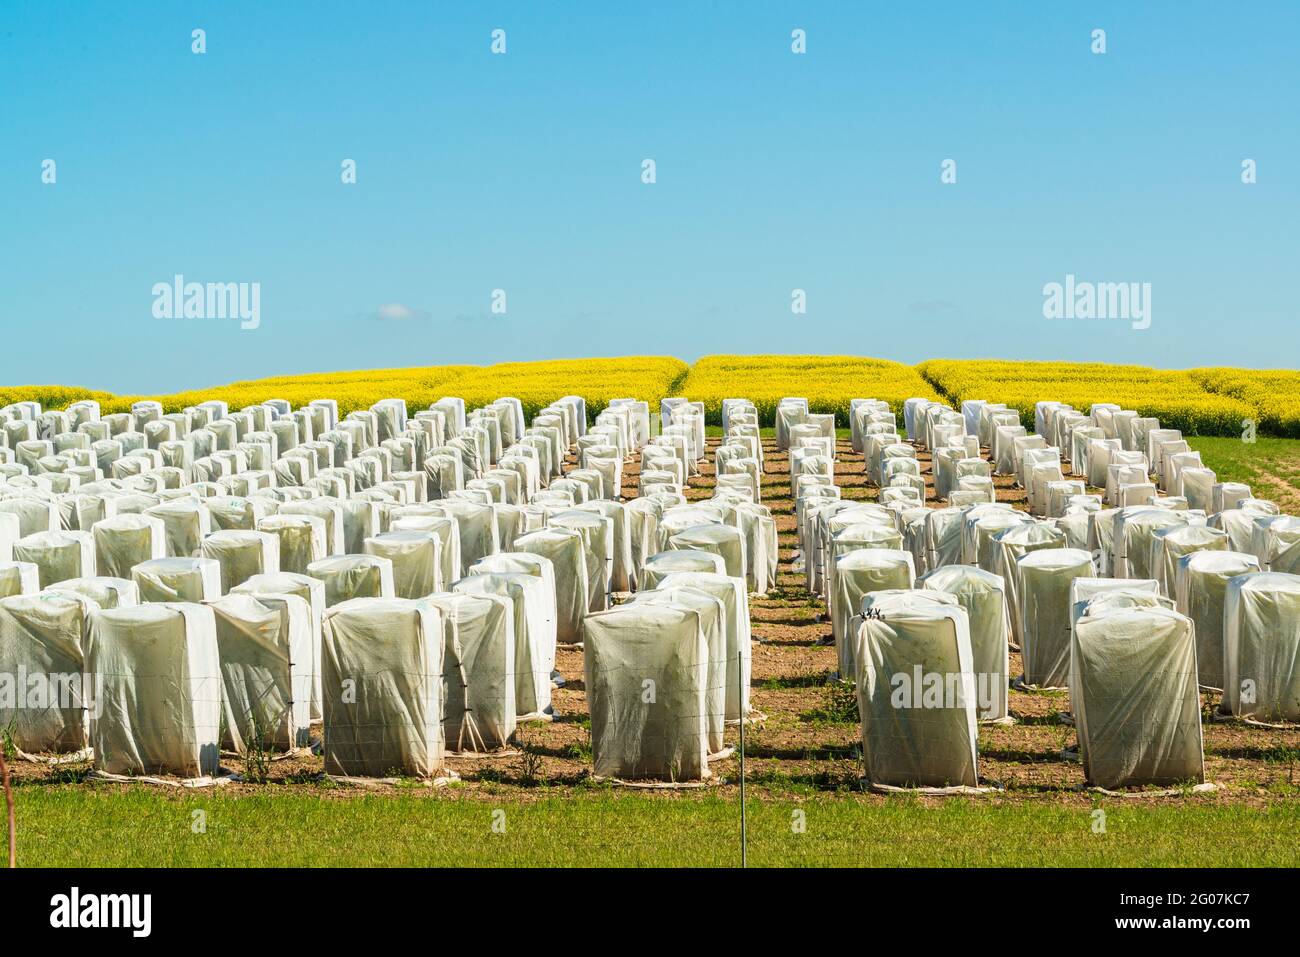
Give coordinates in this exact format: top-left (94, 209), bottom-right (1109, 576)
top-left (513, 528), bottom-right (588, 644)
top-left (320, 597), bottom-right (445, 777)
top-left (1072, 602), bottom-right (1204, 789)
top-left (424, 592), bottom-right (516, 751)
top-left (453, 572), bottom-right (552, 719)
top-left (231, 571), bottom-right (327, 720)
top-left (307, 554), bottom-right (395, 606)
top-left (257, 514), bottom-right (327, 575)
top-left (44, 576), bottom-right (139, 609)
top-left (853, 591), bottom-right (979, 789)
top-left (1222, 572), bottom-right (1300, 724)
top-left (631, 586), bottom-right (727, 755)
top-left (200, 529), bottom-right (280, 593)
top-left (91, 514), bottom-right (167, 579)
top-left (831, 549), bottom-right (916, 683)
top-left (583, 602), bottom-right (710, 782)
top-left (86, 602), bottom-right (222, 777)
top-left (0, 591), bottom-right (95, 752)
top-left (132, 557), bottom-right (222, 603)
top-left (13, 530), bottom-right (95, 588)
top-left (208, 593), bottom-right (313, 752)
top-left (364, 530), bottom-right (442, 599)
top-left (658, 570), bottom-right (752, 721)
top-left (640, 549), bottom-right (726, 592)
top-left (1018, 548), bottom-right (1095, 688)
top-left (1175, 551), bottom-right (1261, 690)
top-left (918, 565), bottom-right (1011, 721)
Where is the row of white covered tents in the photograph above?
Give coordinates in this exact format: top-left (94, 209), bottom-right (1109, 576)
top-left (782, 394), bottom-right (1298, 790)
top-left (0, 393), bottom-right (768, 782)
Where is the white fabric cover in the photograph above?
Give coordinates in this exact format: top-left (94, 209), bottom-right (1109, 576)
top-left (144, 499), bottom-right (212, 557)
top-left (831, 549), bottom-right (916, 682)
top-left (86, 602), bottom-right (222, 776)
top-left (658, 570), bottom-right (752, 721)
top-left (208, 593), bottom-right (313, 750)
top-left (1072, 604), bottom-right (1204, 788)
top-left (12, 530), bottom-right (95, 588)
top-left (452, 572), bottom-right (552, 719)
top-left (513, 528), bottom-right (589, 644)
top-left (640, 549), bottom-right (726, 591)
top-left (667, 523), bottom-right (746, 581)
top-left (91, 513), bottom-right (166, 579)
top-left (853, 593), bottom-right (978, 788)
top-left (364, 530), bottom-right (442, 599)
top-left (631, 587), bottom-right (727, 754)
top-left (1222, 572), bottom-right (1300, 723)
top-left (320, 597), bottom-right (445, 777)
top-left (918, 565), bottom-right (1011, 721)
top-left (0, 592), bottom-right (93, 751)
top-left (231, 571), bottom-right (327, 720)
top-left (1151, 524), bottom-right (1227, 597)
top-left (256, 514), bottom-right (327, 575)
top-left (1175, 551), bottom-right (1261, 690)
top-left (45, 576), bottom-right (139, 609)
top-left (583, 603), bottom-right (710, 781)
top-left (0, 561), bottom-right (42, 599)
top-left (307, 554), bottom-right (395, 606)
top-left (133, 557), bottom-right (223, 603)
top-left (424, 592), bottom-right (516, 750)
top-left (1018, 547), bottom-right (1094, 687)
top-left (200, 529), bottom-right (280, 593)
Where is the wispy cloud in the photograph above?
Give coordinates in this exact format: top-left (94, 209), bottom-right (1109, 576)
top-left (371, 302), bottom-right (431, 322)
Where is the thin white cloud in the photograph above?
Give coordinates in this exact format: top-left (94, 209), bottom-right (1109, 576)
top-left (372, 302), bottom-right (430, 322)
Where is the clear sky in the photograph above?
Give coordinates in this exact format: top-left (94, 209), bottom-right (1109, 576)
top-left (2, 1), bottom-right (1297, 393)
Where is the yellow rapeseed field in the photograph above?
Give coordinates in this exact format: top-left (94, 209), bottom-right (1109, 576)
top-left (4, 356), bottom-right (1296, 438)
top-left (679, 355), bottom-right (941, 425)
top-left (1190, 368), bottom-right (1300, 438)
top-left (917, 360), bottom-right (1258, 436)
top-left (4, 357), bottom-right (688, 421)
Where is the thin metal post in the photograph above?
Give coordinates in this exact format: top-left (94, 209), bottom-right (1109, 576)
top-left (739, 653), bottom-right (746, 868)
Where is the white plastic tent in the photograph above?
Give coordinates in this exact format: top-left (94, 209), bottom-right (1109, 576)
top-left (631, 586), bottom-right (727, 755)
top-left (363, 530), bottom-right (442, 599)
top-left (853, 592), bottom-right (979, 788)
top-left (208, 593), bottom-right (313, 751)
top-left (0, 591), bottom-right (94, 752)
top-left (90, 514), bottom-right (166, 579)
top-left (86, 602), bottom-right (222, 777)
top-left (307, 554), bottom-right (395, 606)
top-left (452, 572), bottom-right (552, 719)
top-left (423, 591), bottom-right (516, 751)
top-left (1175, 551), bottom-right (1261, 690)
top-left (1222, 572), bottom-right (1300, 723)
top-left (513, 528), bottom-right (589, 644)
top-left (201, 529), bottom-right (280, 593)
top-left (1018, 548), bottom-right (1095, 688)
top-left (1072, 604), bottom-right (1204, 789)
top-left (831, 549), bottom-right (916, 682)
top-left (583, 602), bottom-right (710, 781)
top-left (320, 597), bottom-right (445, 777)
top-left (132, 557), bottom-right (223, 603)
top-left (918, 565), bottom-right (1011, 721)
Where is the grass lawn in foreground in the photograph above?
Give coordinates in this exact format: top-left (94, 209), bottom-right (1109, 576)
top-left (13, 787), bottom-right (1299, 867)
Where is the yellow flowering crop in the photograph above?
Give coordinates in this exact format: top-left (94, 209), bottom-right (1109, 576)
top-left (679, 355), bottom-right (940, 425)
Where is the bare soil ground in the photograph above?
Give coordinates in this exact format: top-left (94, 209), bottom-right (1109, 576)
top-left (11, 435), bottom-right (1299, 809)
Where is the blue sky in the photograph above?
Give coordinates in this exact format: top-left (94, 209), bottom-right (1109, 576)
top-left (2, 2), bottom-right (1297, 393)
